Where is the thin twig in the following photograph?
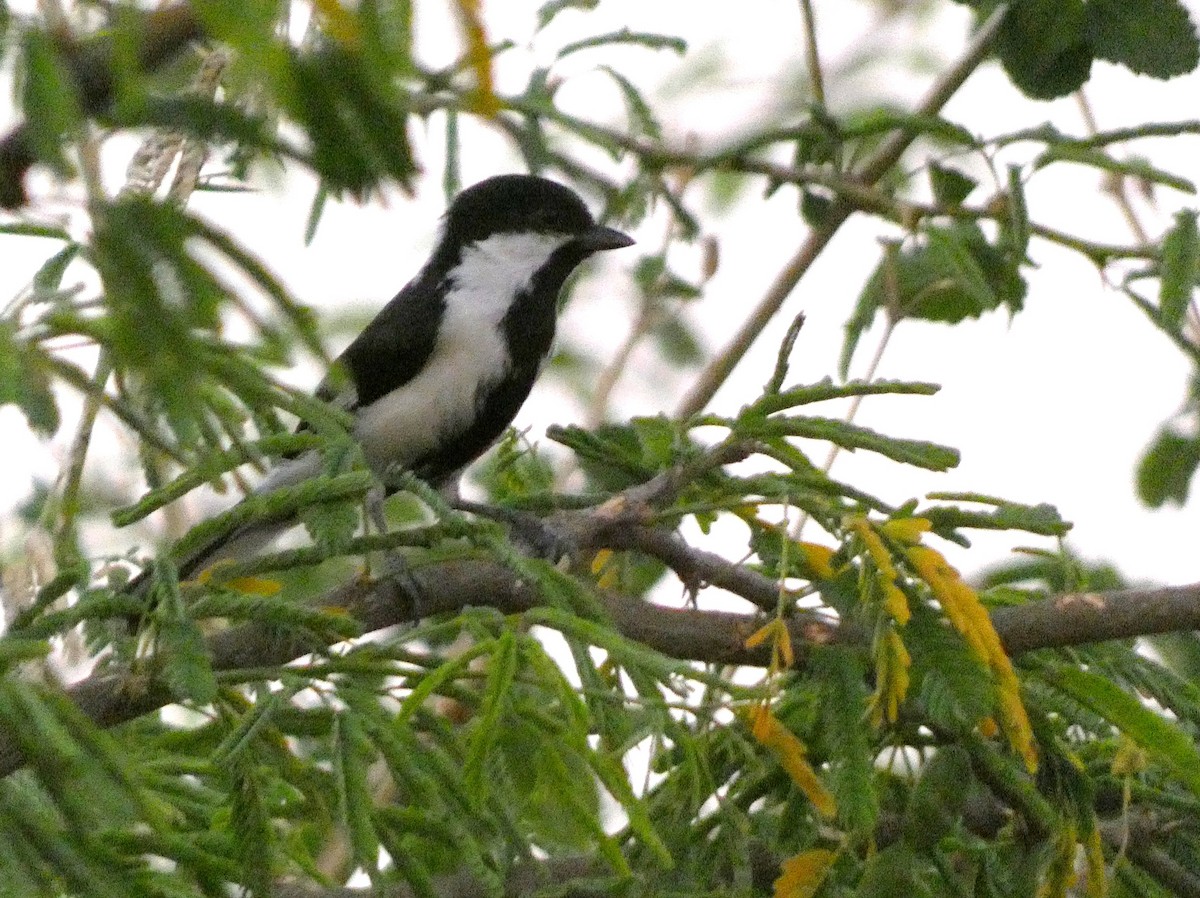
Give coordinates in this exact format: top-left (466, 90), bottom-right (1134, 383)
top-left (51, 354), bottom-right (113, 550)
top-left (798, 0), bottom-right (825, 109)
top-left (675, 5), bottom-right (1010, 419)
top-left (1075, 89), bottom-right (1200, 341)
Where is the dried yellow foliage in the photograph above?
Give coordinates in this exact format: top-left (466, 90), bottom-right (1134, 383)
top-left (1084, 824), bottom-right (1107, 898)
top-left (195, 564), bottom-right (281, 596)
top-left (1112, 735), bottom-right (1148, 776)
top-left (847, 517), bottom-right (910, 625)
top-left (749, 704), bottom-right (837, 819)
top-left (798, 542), bottom-right (837, 580)
top-left (880, 516), bottom-right (932, 544)
top-left (312, 0), bottom-right (361, 47)
top-left (223, 576), bottom-right (283, 597)
top-left (590, 549), bottom-right (619, 590)
top-left (906, 545), bottom-right (1038, 772)
top-left (774, 849), bottom-right (837, 898)
top-left (1037, 824), bottom-right (1079, 898)
top-left (869, 629), bottom-right (912, 726)
top-left (453, 0), bottom-right (501, 116)
top-left (745, 618), bottom-right (795, 669)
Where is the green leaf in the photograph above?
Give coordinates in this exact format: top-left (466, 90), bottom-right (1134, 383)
top-left (1035, 145), bottom-right (1196, 194)
top-left (858, 844), bottom-right (934, 898)
top-left (464, 630), bottom-right (518, 801)
top-left (20, 30), bottom-right (82, 173)
top-left (0, 325), bottom-right (60, 436)
top-left (653, 316), bottom-right (704, 365)
top-left (800, 189), bottom-right (835, 228)
top-left (227, 763), bottom-right (274, 897)
top-left (32, 242), bottom-right (80, 293)
top-left (740, 415), bottom-right (960, 471)
top-left (600, 65), bottom-right (661, 140)
top-left (1158, 209), bottom-right (1199, 332)
top-left (0, 222), bottom-right (71, 240)
top-left (1046, 664), bottom-right (1200, 798)
top-left (920, 496), bottom-right (1072, 537)
top-left (928, 162), bottom-right (978, 206)
top-left (536, 0), bottom-right (599, 30)
top-left (557, 28), bottom-right (687, 58)
top-left (842, 222), bottom-right (1026, 375)
top-left (1084, 0), bottom-right (1200, 78)
top-left (903, 745), bottom-right (975, 851)
top-left (0, 637), bottom-right (50, 672)
top-left (746, 377), bottom-right (940, 417)
top-left (1136, 425), bottom-right (1200, 507)
top-left (157, 613), bottom-right (218, 706)
top-left (333, 711), bottom-right (380, 874)
top-left (910, 606), bottom-right (995, 728)
top-left (995, 0), bottom-right (1093, 100)
top-left (812, 647), bottom-right (878, 833)
top-left (1001, 163), bottom-right (1032, 268)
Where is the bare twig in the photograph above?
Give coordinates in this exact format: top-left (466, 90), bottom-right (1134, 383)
top-left (798, 0), bottom-right (825, 109)
top-left (675, 5), bottom-right (1010, 419)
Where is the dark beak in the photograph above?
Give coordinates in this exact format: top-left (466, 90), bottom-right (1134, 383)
top-left (579, 224), bottom-right (635, 252)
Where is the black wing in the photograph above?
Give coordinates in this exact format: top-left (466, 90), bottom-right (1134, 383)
top-left (323, 275), bottom-right (445, 411)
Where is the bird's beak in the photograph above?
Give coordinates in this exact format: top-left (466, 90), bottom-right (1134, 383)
top-left (579, 224), bottom-right (635, 252)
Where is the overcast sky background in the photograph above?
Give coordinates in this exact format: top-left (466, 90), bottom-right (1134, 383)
top-left (1, 0), bottom-right (1199, 591)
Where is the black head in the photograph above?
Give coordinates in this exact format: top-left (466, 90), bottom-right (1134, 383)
top-left (445, 174), bottom-right (596, 244)
top-left (429, 175), bottom-right (633, 270)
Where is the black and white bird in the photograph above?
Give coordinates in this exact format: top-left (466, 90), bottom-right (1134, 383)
top-left (170, 174), bottom-right (633, 580)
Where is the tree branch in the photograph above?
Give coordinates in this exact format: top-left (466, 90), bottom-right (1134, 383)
top-left (674, 5), bottom-right (1010, 418)
top-left (3, 514), bottom-right (1199, 784)
top-left (990, 583), bottom-right (1200, 655)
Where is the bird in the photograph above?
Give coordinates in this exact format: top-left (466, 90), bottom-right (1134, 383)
top-left (158, 173), bottom-right (634, 586)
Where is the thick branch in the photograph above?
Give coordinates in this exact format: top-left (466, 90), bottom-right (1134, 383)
top-left (4, 532), bottom-right (1199, 783)
top-left (991, 583), bottom-right (1200, 655)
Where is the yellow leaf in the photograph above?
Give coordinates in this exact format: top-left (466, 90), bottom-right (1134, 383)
top-left (193, 563), bottom-right (281, 596)
top-left (881, 516), bottom-right (932, 544)
top-left (882, 582), bottom-right (911, 625)
top-left (907, 544), bottom-right (1037, 772)
top-left (748, 705), bottom-right (837, 819)
top-left (452, 0), bottom-right (500, 116)
top-left (798, 542), bottom-right (837, 580)
top-left (312, 0), bottom-right (361, 48)
top-left (744, 618), bottom-right (794, 670)
top-left (745, 619), bottom-right (780, 650)
top-left (847, 517), bottom-right (909, 625)
top-left (847, 517), bottom-right (896, 577)
top-left (1084, 823), bottom-right (1107, 898)
top-left (775, 849), bottom-right (836, 898)
top-left (1112, 735), bottom-right (1147, 776)
top-left (777, 624), bottom-right (795, 668)
top-left (223, 576), bottom-right (283, 596)
top-left (994, 668), bottom-right (1038, 773)
top-left (979, 717), bottom-right (999, 738)
top-left (590, 549), bottom-right (619, 590)
top-left (590, 549), bottom-right (613, 575)
top-left (870, 629), bottom-right (911, 726)
top-left (1037, 824), bottom-right (1078, 898)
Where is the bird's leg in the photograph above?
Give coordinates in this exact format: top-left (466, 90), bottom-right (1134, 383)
top-left (363, 482), bottom-right (427, 619)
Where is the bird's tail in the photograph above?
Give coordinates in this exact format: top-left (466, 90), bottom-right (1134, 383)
top-left (124, 452), bottom-right (323, 620)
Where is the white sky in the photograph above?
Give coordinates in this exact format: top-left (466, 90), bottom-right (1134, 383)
top-left (1, 0), bottom-right (1199, 590)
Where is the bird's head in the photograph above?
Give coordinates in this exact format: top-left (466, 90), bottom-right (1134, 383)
top-left (430, 174), bottom-right (633, 278)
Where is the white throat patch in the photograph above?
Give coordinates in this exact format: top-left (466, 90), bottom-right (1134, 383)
top-left (354, 231), bottom-right (571, 471)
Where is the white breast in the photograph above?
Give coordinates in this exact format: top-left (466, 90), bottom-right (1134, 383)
top-left (353, 231), bottom-right (569, 472)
